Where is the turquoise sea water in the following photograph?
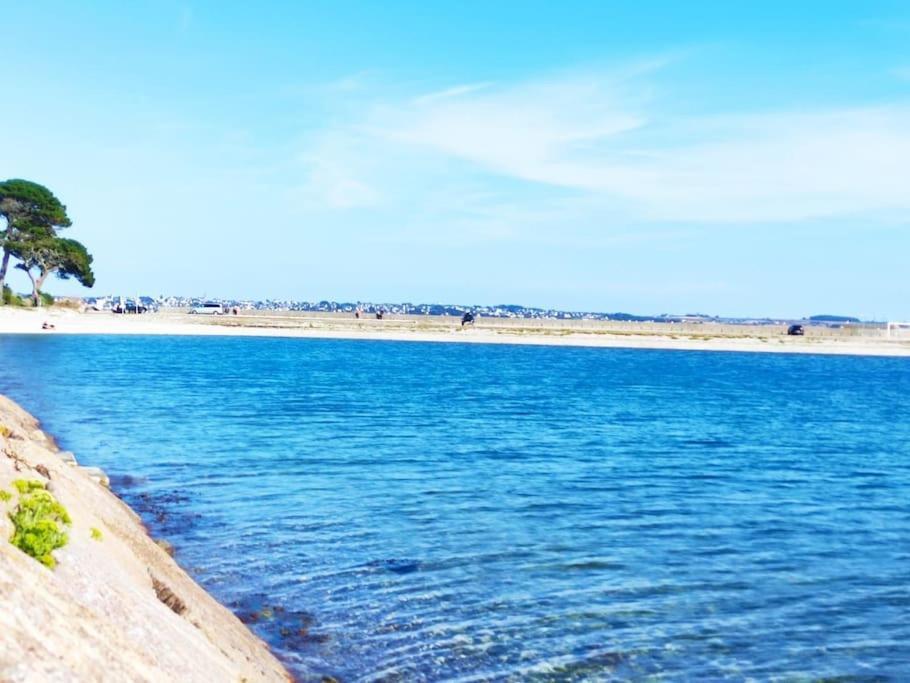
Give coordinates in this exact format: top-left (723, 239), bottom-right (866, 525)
top-left (2, 334), bottom-right (909, 681)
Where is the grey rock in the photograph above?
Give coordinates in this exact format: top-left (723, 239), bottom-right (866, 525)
top-left (80, 466), bottom-right (110, 488)
top-left (58, 451), bottom-right (78, 466)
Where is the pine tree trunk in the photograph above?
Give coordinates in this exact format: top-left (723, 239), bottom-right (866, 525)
top-left (33, 271), bottom-right (50, 308)
top-left (0, 248), bottom-right (10, 296)
top-left (25, 271), bottom-right (39, 307)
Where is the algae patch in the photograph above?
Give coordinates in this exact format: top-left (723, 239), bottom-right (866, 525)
top-left (8, 478), bottom-right (72, 567)
top-left (13, 479), bottom-right (45, 494)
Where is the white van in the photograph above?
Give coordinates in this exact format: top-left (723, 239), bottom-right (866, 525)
top-left (190, 301), bottom-right (224, 315)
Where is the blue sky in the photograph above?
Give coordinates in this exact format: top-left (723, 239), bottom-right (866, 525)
top-left (3, 1), bottom-right (910, 318)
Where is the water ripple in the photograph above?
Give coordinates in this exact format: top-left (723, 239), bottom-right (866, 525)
top-left (1, 336), bottom-right (909, 681)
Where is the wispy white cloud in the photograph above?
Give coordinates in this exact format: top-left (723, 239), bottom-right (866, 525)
top-left (385, 74), bottom-right (648, 189)
top-left (413, 82), bottom-right (493, 105)
top-left (295, 63), bottom-right (910, 226)
top-left (293, 131), bottom-right (380, 210)
top-left (300, 163), bottom-right (379, 209)
top-left (892, 66), bottom-right (910, 81)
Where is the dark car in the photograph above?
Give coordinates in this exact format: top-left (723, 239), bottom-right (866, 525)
top-left (787, 324), bottom-right (805, 336)
top-left (113, 302), bottom-right (148, 314)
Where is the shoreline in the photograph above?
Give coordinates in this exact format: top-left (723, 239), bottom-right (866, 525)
top-left (0, 394), bottom-right (291, 681)
top-left (2, 306), bottom-right (909, 357)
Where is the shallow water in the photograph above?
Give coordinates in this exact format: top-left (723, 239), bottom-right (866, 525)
top-left (2, 334), bottom-right (909, 681)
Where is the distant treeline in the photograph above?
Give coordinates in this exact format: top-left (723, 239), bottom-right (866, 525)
top-left (807, 315), bottom-right (861, 323)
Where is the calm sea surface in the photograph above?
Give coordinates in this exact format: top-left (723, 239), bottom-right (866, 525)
top-left (2, 335), bottom-right (909, 681)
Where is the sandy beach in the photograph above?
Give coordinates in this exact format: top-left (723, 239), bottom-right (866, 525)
top-left (2, 306), bottom-right (909, 357)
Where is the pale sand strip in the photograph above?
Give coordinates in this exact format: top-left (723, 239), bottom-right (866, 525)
top-left (2, 307), bottom-right (909, 357)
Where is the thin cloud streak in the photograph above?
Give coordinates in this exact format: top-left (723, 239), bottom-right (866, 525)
top-left (413, 82), bottom-right (494, 105)
top-left (300, 65), bottom-right (910, 224)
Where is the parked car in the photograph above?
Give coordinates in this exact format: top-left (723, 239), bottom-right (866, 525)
top-left (787, 324), bottom-right (805, 336)
top-left (112, 301), bottom-right (148, 314)
top-left (190, 301), bottom-right (224, 315)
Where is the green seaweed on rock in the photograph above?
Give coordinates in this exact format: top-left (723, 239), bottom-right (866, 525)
top-left (8, 479), bottom-right (71, 568)
top-left (13, 479), bottom-right (46, 494)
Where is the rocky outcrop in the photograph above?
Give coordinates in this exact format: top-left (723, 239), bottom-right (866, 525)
top-left (0, 395), bottom-right (291, 682)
